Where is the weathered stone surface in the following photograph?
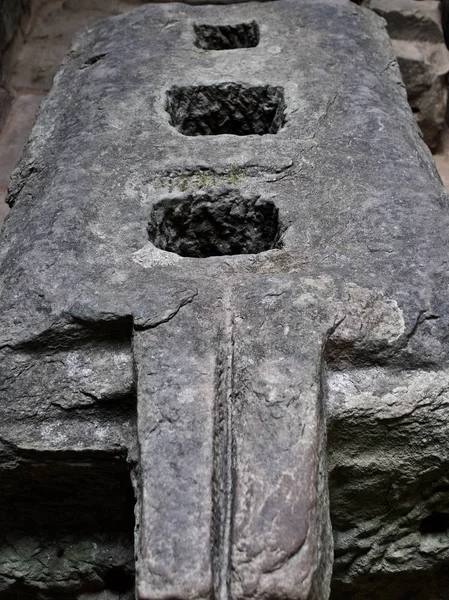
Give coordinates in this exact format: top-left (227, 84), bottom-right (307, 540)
top-left (329, 366), bottom-right (449, 599)
top-left (364, 0), bottom-right (444, 42)
top-left (1, 1), bottom-right (449, 599)
top-left (362, 0), bottom-right (449, 151)
top-left (134, 280), bottom-right (334, 600)
top-left (393, 38), bottom-right (449, 152)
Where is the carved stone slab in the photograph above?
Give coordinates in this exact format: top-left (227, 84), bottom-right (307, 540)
top-left (1, 2), bottom-right (449, 600)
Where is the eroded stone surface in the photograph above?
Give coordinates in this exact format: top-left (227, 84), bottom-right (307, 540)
top-left (1, 1), bottom-right (449, 599)
top-left (362, 0), bottom-right (449, 150)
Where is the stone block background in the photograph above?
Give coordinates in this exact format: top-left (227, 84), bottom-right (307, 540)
top-left (1, 0), bottom-right (449, 224)
top-left (0, 0), bottom-right (31, 130)
top-left (1, 2), bottom-right (449, 599)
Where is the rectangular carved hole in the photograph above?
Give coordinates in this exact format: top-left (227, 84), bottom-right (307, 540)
top-left (166, 83), bottom-right (286, 136)
top-left (0, 457), bottom-right (136, 599)
top-left (194, 21), bottom-right (260, 50)
top-left (148, 189), bottom-right (283, 257)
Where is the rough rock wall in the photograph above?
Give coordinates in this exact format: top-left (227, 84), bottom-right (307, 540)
top-left (360, 0), bottom-right (449, 151)
top-left (2, 1), bottom-right (449, 600)
top-left (0, 0), bottom-right (30, 128)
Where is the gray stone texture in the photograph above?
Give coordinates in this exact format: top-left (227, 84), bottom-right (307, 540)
top-left (1, 1), bottom-right (449, 600)
top-left (362, 0), bottom-right (449, 151)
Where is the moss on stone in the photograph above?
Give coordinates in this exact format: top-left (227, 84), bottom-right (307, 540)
top-left (157, 165), bottom-right (244, 193)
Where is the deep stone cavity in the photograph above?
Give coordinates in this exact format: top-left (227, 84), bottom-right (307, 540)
top-left (166, 83), bottom-right (286, 136)
top-left (148, 189), bottom-right (283, 258)
top-left (104, 566), bottom-right (135, 593)
top-left (82, 53), bottom-right (107, 68)
top-left (420, 512), bottom-right (449, 535)
top-left (194, 21), bottom-right (260, 50)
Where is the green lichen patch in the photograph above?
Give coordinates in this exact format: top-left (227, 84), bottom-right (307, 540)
top-left (156, 166), bottom-right (244, 193)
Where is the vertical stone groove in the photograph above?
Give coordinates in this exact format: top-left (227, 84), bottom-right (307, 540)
top-left (212, 292), bottom-right (236, 600)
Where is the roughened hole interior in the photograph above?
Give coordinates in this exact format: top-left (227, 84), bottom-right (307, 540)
top-left (148, 189), bottom-right (283, 258)
top-left (166, 83), bottom-right (286, 136)
top-left (194, 21), bottom-right (260, 50)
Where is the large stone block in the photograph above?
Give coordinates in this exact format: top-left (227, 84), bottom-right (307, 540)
top-left (1, 1), bottom-right (449, 599)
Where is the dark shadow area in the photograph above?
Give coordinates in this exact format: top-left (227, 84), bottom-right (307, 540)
top-left (194, 21), bottom-right (260, 50)
top-left (330, 564), bottom-right (449, 600)
top-left (148, 189), bottom-right (283, 257)
top-left (104, 566), bottom-right (135, 594)
top-left (440, 0), bottom-right (449, 49)
top-left (0, 457), bottom-right (134, 533)
top-left (14, 315), bottom-right (133, 353)
top-left (82, 52), bottom-right (108, 68)
top-left (420, 511), bottom-right (449, 535)
top-left (166, 83), bottom-right (286, 136)
top-left (0, 455), bottom-right (136, 599)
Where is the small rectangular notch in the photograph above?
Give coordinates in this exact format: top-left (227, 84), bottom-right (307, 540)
top-left (194, 21), bottom-right (260, 50)
top-left (166, 83), bottom-right (286, 137)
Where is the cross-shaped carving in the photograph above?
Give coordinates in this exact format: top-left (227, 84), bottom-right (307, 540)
top-left (1, 2), bottom-right (449, 600)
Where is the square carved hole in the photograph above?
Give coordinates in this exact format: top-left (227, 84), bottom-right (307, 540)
top-left (148, 189), bottom-right (283, 258)
top-left (194, 21), bottom-right (260, 50)
top-left (166, 83), bottom-right (286, 136)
